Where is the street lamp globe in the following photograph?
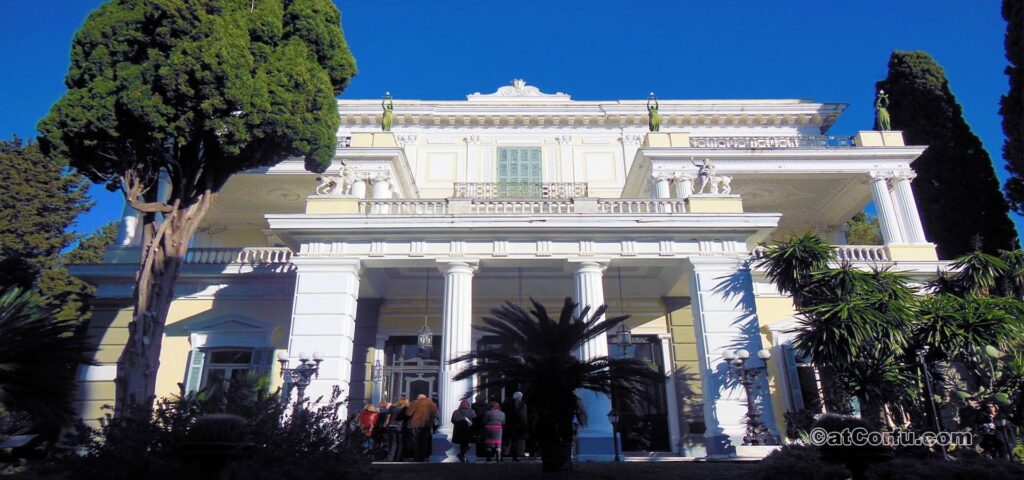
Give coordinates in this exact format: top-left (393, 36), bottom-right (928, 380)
top-left (757, 349), bottom-right (772, 360)
top-left (736, 349), bottom-right (750, 360)
top-left (722, 350), bottom-right (736, 361)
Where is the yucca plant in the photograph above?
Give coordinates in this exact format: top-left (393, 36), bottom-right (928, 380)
top-left (451, 298), bottom-right (661, 472)
top-left (949, 250), bottom-right (1008, 297)
top-left (0, 287), bottom-right (95, 434)
top-left (755, 232), bottom-right (836, 308)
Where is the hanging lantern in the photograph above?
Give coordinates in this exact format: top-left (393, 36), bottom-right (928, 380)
top-left (371, 359), bottom-right (384, 382)
top-left (616, 323), bottom-right (632, 357)
top-left (418, 268), bottom-right (433, 353)
top-left (417, 324), bottom-right (433, 351)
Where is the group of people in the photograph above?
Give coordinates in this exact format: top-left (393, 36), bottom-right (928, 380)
top-left (353, 391), bottom-right (531, 463)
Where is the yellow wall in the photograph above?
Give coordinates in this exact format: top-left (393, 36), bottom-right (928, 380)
top-left (666, 304), bottom-right (703, 430)
top-left (754, 295), bottom-right (798, 437)
top-left (77, 297), bottom-right (294, 426)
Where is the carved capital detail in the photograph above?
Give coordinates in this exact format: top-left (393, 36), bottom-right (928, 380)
top-left (555, 135), bottom-right (572, 145)
top-left (464, 135), bottom-right (482, 145)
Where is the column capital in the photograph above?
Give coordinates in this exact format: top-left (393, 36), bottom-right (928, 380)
top-left (291, 256), bottom-right (362, 273)
top-left (567, 258), bottom-right (611, 272)
top-left (868, 170), bottom-right (895, 180)
top-left (652, 172), bottom-right (674, 182)
top-left (619, 133), bottom-right (643, 146)
top-left (893, 169), bottom-right (917, 181)
top-left (673, 172), bottom-right (696, 181)
top-left (555, 134), bottom-right (573, 145)
top-left (686, 255), bottom-right (747, 271)
top-left (463, 134), bottom-right (482, 145)
top-left (436, 259), bottom-right (479, 275)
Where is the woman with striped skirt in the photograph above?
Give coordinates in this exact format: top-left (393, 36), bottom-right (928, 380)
top-left (483, 401), bottom-right (506, 462)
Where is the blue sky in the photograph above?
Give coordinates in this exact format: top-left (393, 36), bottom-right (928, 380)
top-left (0, 1), bottom-right (1018, 239)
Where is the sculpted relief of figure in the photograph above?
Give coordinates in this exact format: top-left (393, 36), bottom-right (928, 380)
top-left (691, 157), bottom-right (732, 195)
top-left (875, 89), bottom-right (891, 131)
top-left (692, 157), bottom-right (714, 194)
top-left (314, 164), bottom-right (359, 197)
top-left (647, 92), bottom-right (661, 132)
top-left (381, 92), bottom-right (394, 132)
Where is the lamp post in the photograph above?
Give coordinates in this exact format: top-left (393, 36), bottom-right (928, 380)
top-left (915, 346), bottom-right (943, 432)
top-left (722, 348), bottom-right (778, 446)
top-left (277, 351), bottom-right (323, 412)
top-left (607, 409), bottom-right (621, 462)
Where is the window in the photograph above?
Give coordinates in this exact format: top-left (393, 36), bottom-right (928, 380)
top-left (497, 147), bottom-right (542, 197)
top-left (185, 347), bottom-right (274, 394)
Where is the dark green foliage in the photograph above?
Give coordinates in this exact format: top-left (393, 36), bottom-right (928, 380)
top-left (0, 288), bottom-right (95, 434)
top-left (451, 298), bottom-right (662, 472)
top-left (758, 445), bottom-right (852, 480)
top-left (846, 212), bottom-right (882, 245)
top-left (757, 445), bottom-right (1024, 480)
top-left (66, 380), bottom-right (370, 480)
top-left (1002, 0), bottom-right (1024, 213)
top-left (64, 222), bottom-right (119, 265)
top-left (755, 232), bottom-right (836, 308)
top-left (0, 137), bottom-right (90, 291)
top-left (876, 51), bottom-right (1018, 258)
top-left (37, 0), bottom-right (356, 411)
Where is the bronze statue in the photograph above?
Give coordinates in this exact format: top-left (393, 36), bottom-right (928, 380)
top-left (647, 92), bottom-right (661, 132)
top-left (381, 92), bottom-right (394, 132)
top-left (875, 90), bottom-right (891, 131)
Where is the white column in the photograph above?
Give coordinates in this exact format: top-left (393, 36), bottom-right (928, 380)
top-left (370, 335), bottom-right (386, 405)
top-left (437, 261), bottom-right (476, 436)
top-left (371, 175), bottom-right (392, 199)
top-left (688, 256), bottom-right (774, 457)
top-left (571, 259), bottom-right (615, 459)
top-left (286, 257), bottom-right (361, 405)
top-left (350, 178), bottom-right (367, 198)
top-left (115, 201), bottom-right (141, 246)
top-left (653, 174), bottom-right (672, 199)
top-left (674, 174), bottom-right (694, 199)
top-left (891, 171), bottom-right (928, 244)
top-left (658, 333), bottom-right (683, 456)
top-left (869, 171), bottom-right (904, 244)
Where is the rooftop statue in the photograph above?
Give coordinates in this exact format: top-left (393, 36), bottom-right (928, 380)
top-left (875, 90), bottom-right (891, 131)
top-left (381, 92), bottom-right (394, 132)
top-left (647, 92), bottom-right (661, 132)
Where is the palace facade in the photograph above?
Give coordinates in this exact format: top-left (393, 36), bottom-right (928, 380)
top-left (72, 80), bottom-right (945, 460)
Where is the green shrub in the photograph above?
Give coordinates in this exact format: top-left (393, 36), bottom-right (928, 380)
top-left (758, 445), bottom-right (852, 480)
top-left (63, 376), bottom-right (369, 480)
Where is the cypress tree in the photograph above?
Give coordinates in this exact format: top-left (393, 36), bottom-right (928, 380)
top-left (876, 51), bottom-right (1018, 258)
top-left (1001, 0), bottom-right (1023, 213)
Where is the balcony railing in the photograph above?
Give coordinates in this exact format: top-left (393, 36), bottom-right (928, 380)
top-left (358, 198), bottom-right (688, 215)
top-left (688, 135), bottom-right (856, 149)
top-left (183, 247), bottom-right (293, 265)
top-left (752, 245), bottom-right (889, 262)
top-left (453, 182), bottom-right (589, 199)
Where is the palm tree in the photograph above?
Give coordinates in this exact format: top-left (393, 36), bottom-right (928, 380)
top-left (0, 287), bottom-right (95, 435)
top-left (451, 298), bottom-right (661, 472)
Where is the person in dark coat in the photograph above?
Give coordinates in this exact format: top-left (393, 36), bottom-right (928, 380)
top-left (388, 398), bottom-right (408, 461)
top-left (471, 394), bottom-right (489, 460)
top-left (450, 399), bottom-right (477, 462)
top-left (502, 391), bottom-right (528, 460)
top-left (406, 394), bottom-right (440, 462)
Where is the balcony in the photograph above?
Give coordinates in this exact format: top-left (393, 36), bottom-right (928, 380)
top-left (452, 182), bottom-right (589, 199)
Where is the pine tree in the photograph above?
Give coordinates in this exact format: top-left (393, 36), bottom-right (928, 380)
top-left (1001, 0), bottom-right (1023, 213)
top-left (846, 212), bottom-right (882, 245)
top-left (0, 137), bottom-right (90, 291)
top-left (876, 51), bottom-right (1019, 258)
top-left (38, 0), bottom-right (356, 411)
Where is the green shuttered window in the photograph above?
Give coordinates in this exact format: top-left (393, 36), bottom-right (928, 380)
top-left (497, 147), bottom-right (542, 197)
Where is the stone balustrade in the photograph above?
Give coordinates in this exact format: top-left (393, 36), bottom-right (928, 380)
top-left (752, 244), bottom-right (890, 262)
top-left (183, 247), bottom-right (293, 265)
top-left (356, 198), bottom-right (697, 215)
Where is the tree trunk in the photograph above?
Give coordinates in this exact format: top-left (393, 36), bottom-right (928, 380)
top-left (114, 191), bottom-right (216, 413)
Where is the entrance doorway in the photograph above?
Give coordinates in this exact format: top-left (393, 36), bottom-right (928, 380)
top-left (608, 334), bottom-right (671, 452)
top-left (381, 336), bottom-right (441, 403)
